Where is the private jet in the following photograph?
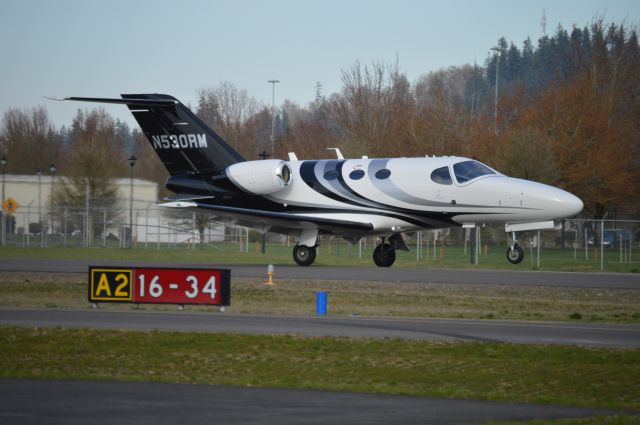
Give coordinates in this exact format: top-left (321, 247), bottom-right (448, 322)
top-left (62, 94), bottom-right (583, 267)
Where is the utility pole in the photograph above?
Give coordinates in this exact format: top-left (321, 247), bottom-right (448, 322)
top-left (267, 79), bottom-right (280, 156)
top-left (490, 46), bottom-right (501, 128)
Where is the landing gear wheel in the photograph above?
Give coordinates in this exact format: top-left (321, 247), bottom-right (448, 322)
top-left (506, 243), bottom-right (525, 264)
top-left (293, 245), bottom-right (316, 266)
top-left (373, 243), bottom-right (396, 267)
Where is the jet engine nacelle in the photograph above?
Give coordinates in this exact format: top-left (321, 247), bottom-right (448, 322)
top-left (225, 159), bottom-right (292, 195)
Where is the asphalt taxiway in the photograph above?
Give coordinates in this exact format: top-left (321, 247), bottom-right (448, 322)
top-left (1, 258), bottom-right (639, 288)
top-left (0, 379), bottom-right (617, 425)
top-left (2, 308), bottom-right (639, 348)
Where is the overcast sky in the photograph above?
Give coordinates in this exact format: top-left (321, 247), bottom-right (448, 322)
top-left (1, 0), bottom-right (638, 129)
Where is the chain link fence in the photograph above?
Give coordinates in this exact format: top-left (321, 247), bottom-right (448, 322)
top-left (0, 206), bottom-right (251, 250)
top-left (408, 219), bottom-right (637, 271)
top-left (0, 207), bottom-right (638, 272)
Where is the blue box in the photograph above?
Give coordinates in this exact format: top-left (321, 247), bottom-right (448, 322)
top-left (316, 291), bottom-right (327, 315)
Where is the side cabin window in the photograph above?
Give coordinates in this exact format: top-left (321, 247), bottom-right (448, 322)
top-left (349, 169), bottom-right (365, 180)
top-left (453, 161), bottom-right (495, 184)
top-left (430, 166), bottom-right (453, 185)
top-left (375, 169), bottom-right (391, 179)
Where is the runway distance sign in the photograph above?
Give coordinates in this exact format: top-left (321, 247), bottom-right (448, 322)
top-left (88, 267), bottom-right (230, 306)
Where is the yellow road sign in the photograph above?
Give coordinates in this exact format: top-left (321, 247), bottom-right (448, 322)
top-left (2, 197), bottom-right (19, 214)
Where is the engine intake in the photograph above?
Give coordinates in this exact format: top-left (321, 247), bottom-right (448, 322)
top-left (225, 159), bottom-right (292, 195)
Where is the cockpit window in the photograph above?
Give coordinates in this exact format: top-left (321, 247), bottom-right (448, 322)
top-left (430, 166), bottom-right (453, 185)
top-left (453, 161), bottom-right (495, 183)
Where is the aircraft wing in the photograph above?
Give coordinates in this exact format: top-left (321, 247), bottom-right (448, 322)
top-left (158, 200), bottom-right (375, 235)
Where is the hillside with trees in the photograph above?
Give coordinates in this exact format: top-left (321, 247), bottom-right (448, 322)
top-left (1, 20), bottom-right (638, 219)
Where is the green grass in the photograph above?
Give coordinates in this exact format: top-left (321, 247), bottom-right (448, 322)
top-left (1, 326), bottom-right (639, 411)
top-left (2, 272), bottom-right (640, 323)
top-left (0, 243), bottom-right (638, 273)
top-left (488, 417), bottom-right (640, 425)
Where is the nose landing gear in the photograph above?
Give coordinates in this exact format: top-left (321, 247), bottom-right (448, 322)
top-left (373, 242), bottom-right (396, 267)
top-left (506, 232), bottom-right (525, 264)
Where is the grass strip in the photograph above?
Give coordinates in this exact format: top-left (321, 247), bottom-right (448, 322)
top-left (488, 417), bottom-right (640, 424)
top-left (2, 272), bottom-right (639, 323)
top-left (1, 326), bottom-right (639, 411)
top-left (0, 245), bottom-right (638, 273)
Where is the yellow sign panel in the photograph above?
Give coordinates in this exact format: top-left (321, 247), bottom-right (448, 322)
top-left (3, 197), bottom-right (19, 214)
top-left (89, 268), bottom-right (133, 302)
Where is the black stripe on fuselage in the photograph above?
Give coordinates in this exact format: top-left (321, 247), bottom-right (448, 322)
top-left (298, 160), bottom-right (499, 227)
top-left (194, 191), bottom-right (492, 230)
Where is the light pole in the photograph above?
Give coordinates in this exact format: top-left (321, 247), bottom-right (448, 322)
top-left (49, 164), bottom-right (56, 236)
top-left (267, 79), bottom-right (280, 156)
top-left (490, 47), bottom-right (501, 127)
top-left (1, 156), bottom-right (6, 247)
top-left (128, 155), bottom-right (137, 249)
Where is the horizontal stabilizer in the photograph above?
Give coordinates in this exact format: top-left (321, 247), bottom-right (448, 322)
top-left (64, 96), bottom-right (178, 107)
top-left (159, 201), bottom-right (374, 233)
top-left (158, 201), bottom-right (199, 208)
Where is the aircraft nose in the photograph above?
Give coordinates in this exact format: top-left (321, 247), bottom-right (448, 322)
top-left (551, 188), bottom-right (583, 218)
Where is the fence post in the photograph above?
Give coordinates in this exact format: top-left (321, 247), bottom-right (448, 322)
top-left (145, 206), bottom-right (149, 250)
top-left (600, 220), bottom-right (604, 271)
top-left (63, 208), bottom-right (67, 247)
top-left (433, 231), bottom-right (437, 261)
top-left (537, 230), bottom-right (541, 269)
top-left (192, 211), bottom-right (196, 250)
top-left (584, 227), bottom-right (588, 260)
top-left (102, 208), bottom-right (107, 247)
top-left (84, 182), bottom-right (89, 248)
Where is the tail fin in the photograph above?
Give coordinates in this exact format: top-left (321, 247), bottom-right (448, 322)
top-left (66, 94), bottom-right (245, 176)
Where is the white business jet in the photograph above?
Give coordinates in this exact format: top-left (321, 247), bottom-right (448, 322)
top-left (62, 94), bottom-right (583, 267)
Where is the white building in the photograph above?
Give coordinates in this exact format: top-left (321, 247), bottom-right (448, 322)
top-left (0, 174), bottom-right (227, 244)
top-left (1, 174), bottom-right (158, 236)
top-left (0, 174), bottom-right (158, 214)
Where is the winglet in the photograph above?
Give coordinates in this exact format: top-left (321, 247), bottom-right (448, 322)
top-left (327, 147), bottom-right (344, 159)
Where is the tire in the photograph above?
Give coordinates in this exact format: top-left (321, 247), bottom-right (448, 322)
top-left (373, 243), bottom-right (396, 267)
top-left (506, 243), bottom-right (525, 264)
top-left (293, 245), bottom-right (316, 266)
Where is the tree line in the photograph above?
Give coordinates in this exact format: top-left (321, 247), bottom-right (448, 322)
top-left (0, 20), bottom-right (638, 220)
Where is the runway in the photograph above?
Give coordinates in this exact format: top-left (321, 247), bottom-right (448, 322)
top-left (1, 258), bottom-right (639, 288)
top-left (2, 308), bottom-right (639, 348)
top-left (0, 379), bottom-right (615, 425)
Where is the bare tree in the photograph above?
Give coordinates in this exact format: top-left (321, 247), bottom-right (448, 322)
top-left (0, 106), bottom-right (63, 173)
top-left (53, 109), bottom-right (126, 239)
top-left (333, 60), bottom-right (417, 157)
top-left (197, 82), bottom-right (267, 158)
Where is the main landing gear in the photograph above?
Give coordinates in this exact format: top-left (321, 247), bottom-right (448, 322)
top-left (373, 242), bottom-right (396, 267)
top-left (293, 244), bottom-right (317, 266)
top-left (506, 232), bottom-right (525, 264)
top-left (372, 234), bottom-right (408, 268)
